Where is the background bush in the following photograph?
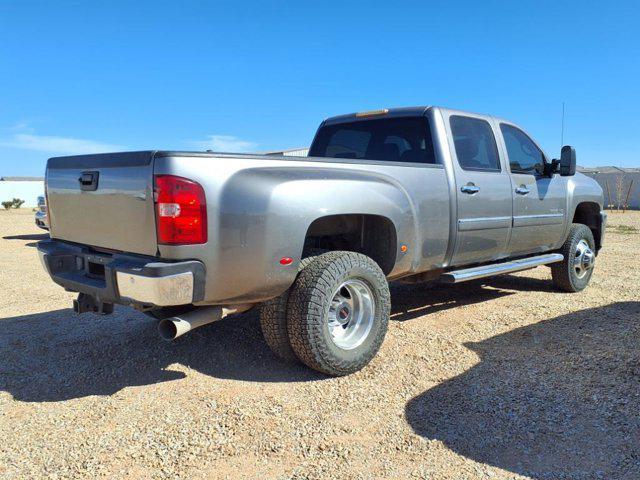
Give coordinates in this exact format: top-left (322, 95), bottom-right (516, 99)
top-left (2, 198), bottom-right (25, 210)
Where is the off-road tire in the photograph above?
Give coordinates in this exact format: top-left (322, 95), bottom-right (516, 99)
top-left (259, 255), bottom-right (321, 362)
top-left (286, 251), bottom-right (390, 376)
top-left (551, 223), bottom-right (596, 293)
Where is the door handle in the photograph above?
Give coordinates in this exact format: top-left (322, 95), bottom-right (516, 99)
top-left (460, 184), bottom-right (480, 194)
top-left (515, 185), bottom-right (530, 195)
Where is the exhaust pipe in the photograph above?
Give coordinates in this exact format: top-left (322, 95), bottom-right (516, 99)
top-left (157, 304), bottom-right (252, 341)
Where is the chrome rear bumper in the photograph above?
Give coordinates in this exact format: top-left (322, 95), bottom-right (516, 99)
top-left (115, 270), bottom-right (194, 306)
top-left (37, 239), bottom-right (205, 307)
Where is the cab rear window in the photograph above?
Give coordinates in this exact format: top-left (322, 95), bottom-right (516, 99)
top-left (309, 117), bottom-right (437, 164)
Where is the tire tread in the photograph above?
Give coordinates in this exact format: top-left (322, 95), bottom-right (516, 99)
top-left (259, 254), bottom-right (322, 362)
top-left (286, 251), bottom-right (390, 376)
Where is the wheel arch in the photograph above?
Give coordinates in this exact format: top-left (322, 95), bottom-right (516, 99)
top-left (572, 201), bottom-right (603, 251)
top-left (303, 213), bottom-right (398, 275)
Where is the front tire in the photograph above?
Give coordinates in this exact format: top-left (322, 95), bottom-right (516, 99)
top-left (552, 223), bottom-right (596, 292)
top-left (286, 251), bottom-right (390, 376)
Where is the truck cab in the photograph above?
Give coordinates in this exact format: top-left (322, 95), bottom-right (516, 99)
top-left (309, 107), bottom-right (604, 267)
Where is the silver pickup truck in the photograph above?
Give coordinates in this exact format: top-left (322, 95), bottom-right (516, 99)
top-left (37, 106), bottom-right (606, 376)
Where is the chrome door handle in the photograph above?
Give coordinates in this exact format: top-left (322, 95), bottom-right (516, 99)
top-left (460, 184), bottom-right (480, 194)
top-left (515, 186), bottom-right (530, 195)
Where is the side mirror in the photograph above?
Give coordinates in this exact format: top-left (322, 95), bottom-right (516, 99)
top-left (545, 158), bottom-right (561, 177)
top-left (560, 145), bottom-right (576, 176)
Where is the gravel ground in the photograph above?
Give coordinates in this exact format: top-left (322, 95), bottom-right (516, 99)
top-left (1, 209), bottom-right (639, 479)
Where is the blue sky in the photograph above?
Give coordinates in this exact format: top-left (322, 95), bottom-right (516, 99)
top-left (0, 0), bottom-right (638, 176)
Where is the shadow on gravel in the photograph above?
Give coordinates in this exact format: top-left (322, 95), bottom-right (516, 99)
top-left (2, 232), bottom-right (49, 248)
top-left (0, 307), bottom-right (326, 402)
top-left (3, 233), bottom-right (49, 241)
top-left (0, 273), bottom-right (557, 402)
top-left (389, 272), bottom-right (558, 322)
top-left (405, 301), bottom-right (640, 479)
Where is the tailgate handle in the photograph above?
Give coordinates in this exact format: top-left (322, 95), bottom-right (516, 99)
top-left (79, 171), bottom-right (99, 191)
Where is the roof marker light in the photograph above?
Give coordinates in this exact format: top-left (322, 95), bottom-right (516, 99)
top-left (356, 109), bottom-right (389, 118)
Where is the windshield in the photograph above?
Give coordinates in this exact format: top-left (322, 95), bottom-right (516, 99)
top-left (309, 116), bottom-right (437, 164)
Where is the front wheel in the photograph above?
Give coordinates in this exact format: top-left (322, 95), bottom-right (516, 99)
top-left (551, 223), bottom-right (596, 292)
top-left (286, 251), bottom-right (390, 376)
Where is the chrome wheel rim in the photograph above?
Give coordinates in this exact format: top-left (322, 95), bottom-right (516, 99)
top-left (574, 239), bottom-right (595, 279)
top-left (327, 279), bottom-right (375, 350)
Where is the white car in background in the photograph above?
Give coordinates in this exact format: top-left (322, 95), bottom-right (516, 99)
top-left (35, 195), bottom-right (48, 230)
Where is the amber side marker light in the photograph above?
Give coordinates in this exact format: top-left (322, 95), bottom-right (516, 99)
top-left (400, 244), bottom-right (408, 253)
top-left (355, 108), bottom-right (389, 118)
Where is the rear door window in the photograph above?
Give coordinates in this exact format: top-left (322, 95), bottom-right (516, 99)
top-left (309, 117), bottom-right (437, 164)
top-left (450, 116), bottom-right (501, 172)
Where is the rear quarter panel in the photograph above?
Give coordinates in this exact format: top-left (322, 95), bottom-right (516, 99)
top-left (154, 154), bottom-right (451, 304)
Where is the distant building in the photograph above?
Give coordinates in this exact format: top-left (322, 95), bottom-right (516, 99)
top-left (0, 176), bottom-right (45, 181)
top-left (577, 166), bottom-right (639, 210)
top-left (0, 177), bottom-right (44, 207)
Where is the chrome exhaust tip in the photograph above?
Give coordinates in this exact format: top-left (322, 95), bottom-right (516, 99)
top-left (157, 306), bottom-right (223, 341)
top-left (157, 304), bottom-right (253, 341)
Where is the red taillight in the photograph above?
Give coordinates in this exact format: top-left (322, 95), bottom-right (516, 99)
top-left (154, 175), bottom-right (207, 245)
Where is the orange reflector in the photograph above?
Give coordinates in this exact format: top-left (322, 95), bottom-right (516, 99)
top-left (400, 245), bottom-right (408, 253)
top-left (279, 257), bottom-right (293, 265)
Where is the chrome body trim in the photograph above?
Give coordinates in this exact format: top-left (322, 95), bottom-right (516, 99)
top-left (458, 216), bottom-right (512, 231)
top-left (512, 213), bottom-right (565, 227)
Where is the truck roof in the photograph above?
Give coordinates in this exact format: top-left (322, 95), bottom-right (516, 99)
top-left (322, 106), bottom-right (430, 126)
top-left (321, 105), bottom-right (514, 126)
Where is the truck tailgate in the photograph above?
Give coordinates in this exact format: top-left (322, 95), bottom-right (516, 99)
top-left (46, 151), bottom-right (158, 256)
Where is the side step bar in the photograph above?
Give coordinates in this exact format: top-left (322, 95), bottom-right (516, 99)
top-left (440, 253), bottom-right (564, 284)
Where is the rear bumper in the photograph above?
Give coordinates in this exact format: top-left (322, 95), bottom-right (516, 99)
top-left (37, 239), bottom-right (205, 307)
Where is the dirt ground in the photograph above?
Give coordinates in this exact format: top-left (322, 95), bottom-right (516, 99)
top-left (1, 209), bottom-right (639, 480)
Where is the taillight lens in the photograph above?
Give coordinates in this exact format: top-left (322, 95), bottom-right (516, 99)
top-left (155, 175), bottom-right (207, 245)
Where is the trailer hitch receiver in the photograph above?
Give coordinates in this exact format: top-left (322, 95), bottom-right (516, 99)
top-left (73, 293), bottom-right (114, 315)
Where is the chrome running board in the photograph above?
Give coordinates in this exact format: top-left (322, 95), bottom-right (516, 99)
top-left (440, 253), bottom-right (564, 284)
